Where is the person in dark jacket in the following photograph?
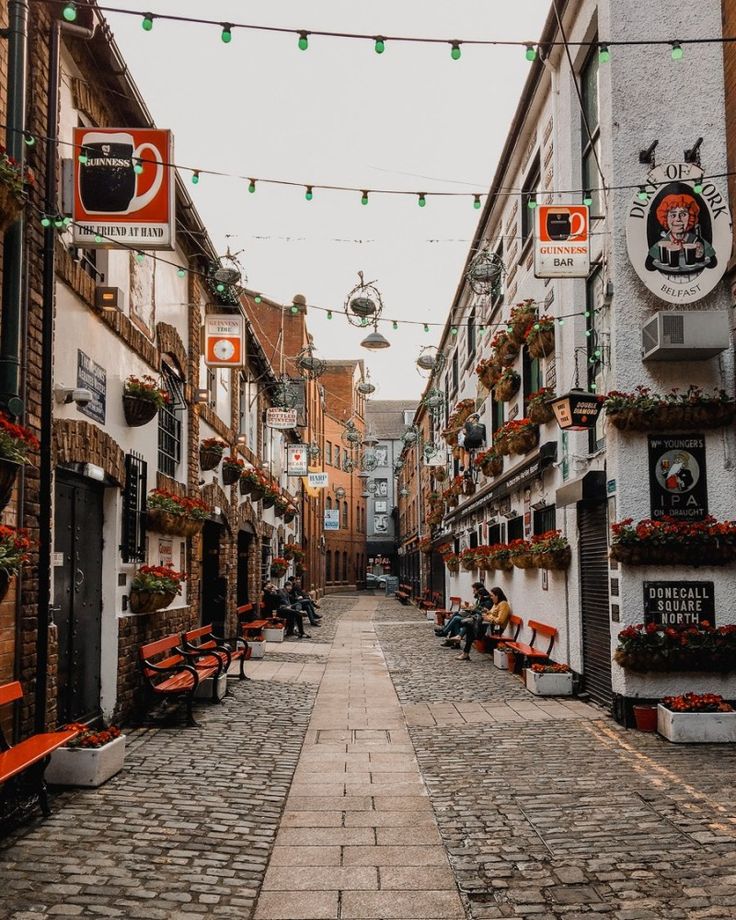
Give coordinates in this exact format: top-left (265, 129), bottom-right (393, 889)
top-left (285, 578), bottom-right (322, 627)
top-left (262, 583), bottom-right (310, 639)
top-left (435, 582), bottom-right (491, 643)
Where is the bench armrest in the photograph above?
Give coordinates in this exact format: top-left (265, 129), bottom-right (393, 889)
top-left (177, 646), bottom-right (224, 675)
top-left (142, 660), bottom-right (201, 689)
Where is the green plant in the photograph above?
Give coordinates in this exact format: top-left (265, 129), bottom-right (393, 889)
top-left (63, 724), bottom-right (122, 749)
top-left (661, 692), bottom-right (733, 713)
top-left (222, 455), bottom-right (245, 471)
top-left (123, 375), bottom-right (169, 409)
top-left (131, 564), bottom-right (187, 596)
top-left (0, 526), bottom-right (32, 575)
top-left (0, 414), bottom-right (39, 465)
top-left (615, 622), bottom-right (736, 672)
top-left (0, 144), bottom-right (34, 196)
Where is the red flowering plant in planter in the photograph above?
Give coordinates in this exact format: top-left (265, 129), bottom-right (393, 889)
top-left (508, 538), bottom-right (534, 569)
top-left (122, 375), bottom-right (169, 427)
top-left (460, 547), bottom-right (478, 571)
top-left (490, 330), bottom-right (519, 366)
top-left (270, 556), bottom-right (289, 578)
top-left (0, 144), bottom-right (35, 232)
top-left (0, 413), bottom-right (39, 465)
top-left (0, 526), bottom-right (32, 601)
top-left (614, 621), bottom-right (736, 672)
top-left (502, 418), bottom-right (539, 455)
top-left (488, 543), bottom-right (513, 571)
top-left (130, 565), bottom-right (187, 613)
top-left (610, 516), bottom-right (736, 566)
top-left (527, 387), bottom-right (556, 424)
top-left (63, 724), bottom-right (123, 749)
top-left (494, 368), bottom-right (521, 403)
top-left (660, 692), bottom-right (733, 713)
top-left (283, 542), bottom-right (305, 562)
top-left (507, 299), bottom-right (538, 345)
top-left (474, 448), bottom-right (503, 478)
top-left (604, 385), bottom-right (736, 432)
top-left (418, 537), bottom-right (433, 555)
top-left (525, 315), bottom-right (556, 359)
top-left (199, 436), bottom-right (227, 470)
top-left (147, 489), bottom-right (209, 535)
top-left (529, 530), bottom-right (571, 570)
top-left (222, 455), bottom-right (245, 485)
top-left (444, 553), bottom-right (461, 573)
top-left (476, 355), bottom-right (502, 389)
top-left (530, 662), bottom-right (571, 674)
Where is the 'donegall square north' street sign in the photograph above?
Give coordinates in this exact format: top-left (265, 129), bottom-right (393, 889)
top-left (643, 581), bottom-right (715, 627)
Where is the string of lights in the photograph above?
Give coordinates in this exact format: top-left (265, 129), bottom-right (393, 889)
top-left (47, 0), bottom-right (736, 63)
top-left (6, 122), bottom-right (727, 208)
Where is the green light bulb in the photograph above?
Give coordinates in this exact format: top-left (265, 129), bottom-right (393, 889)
top-left (192, 171), bottom-right (200, 185)
top-left (583, 191), bottom-right (593, 206)
top-left (479, 326), bottom-right (485, 334)
top-left (637, 187), bottom-right (648, 202)
top-left (78, 151), bottom-right (88, 164)
top-left (558, 318), bottom-right (565, 326)
top-left (671, 42), bottom-right (684, 61)
top-left (136, 252), bottom-right (145, 264)
top-left (584, 310), bottom-right (591, 318)
top-left (216, 283), bottom-right (226, 293)
top-left (327, 310), bottom-right (333, 320)
top-left (298, 32), bottom-right (309, 51)
top-left (418, 194), bottom-right (426, 207)
top-left (424, 324), bottom-right (429, 333)
top-left (450, 42), bottom-right (461, 61)
top-left (525, 44), bottom-right (537, 62)
top-left (134, 160), bottom-right (143, 175)
top-left (361, 191), bottom-right (369, 206)
top-left (451, 327), bottom-right (458, 336)
top-left (473, 195), bottom-right (481, 210)
top-left (221, 24), bottom-right (232, 44)
top-left (94, 234), bottom-right (103, 243)
top-left (291, 306), bottom-right (299, 314)
top-left (62, 3), bottom-right (77, 23)
top-left (694, 181), bottom-right (703, 195)
top-left (248, 179), bottom-right (256, 193)
top-left (54, 217), bottom-right (64, 229)
top-left (255, 295), bottom-right (263, 304)
top-left (527, 196), bottom-right (537, 210)
top-left (305, 186), bottom-right (313, 201)
top-left (374, 37), bottom-right (385, 54)
top-left (598, 44), bottom-right (610, 63)
top-left (23, 132), bottom-right (35, 146)
top-left (63, 217), bottom-right (72, 227)
top-left (41, 216), bottom-right (52, 228)
top-left (177, 268), bottom-right (186, 278)
top-left (142, 13), bottom-right (154, 31)
top-left (392, 321), bottom-right (398, 330)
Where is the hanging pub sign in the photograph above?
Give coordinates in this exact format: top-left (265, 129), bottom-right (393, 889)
top-left (204, 314), bottom-right (245, 367)
top-left (534, 204), bottom-right (590, 278)
top-left (648, 434), bottom-right (708, 521)
top-left (72, 127), bottom-right (175, 250)
top-left (266, 407), bottom-right (298, 429)
top-left (549, 390), bottom-right (603, 430)
top-left (626, 163), bottom-right (731, 305)
top-left (643, 581), bottom-right (715, 627)
top-left (307, 471), bottom-right (328, 488)
top-left (286, 444), bottom-right (308, 476)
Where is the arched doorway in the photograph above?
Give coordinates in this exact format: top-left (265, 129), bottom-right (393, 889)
top-left (201, 520), bottom-right (227, 635)
top-left (237, 524), bottom-right (255, 607)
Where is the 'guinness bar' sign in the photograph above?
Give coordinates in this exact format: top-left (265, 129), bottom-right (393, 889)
top-left (643, 581), bottom-right (715, 627)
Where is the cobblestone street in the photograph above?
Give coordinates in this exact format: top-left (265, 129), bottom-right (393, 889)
top-left (1, 595), bottom-right (736, 919)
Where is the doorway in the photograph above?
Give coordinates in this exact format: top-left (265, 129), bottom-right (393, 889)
top-left (54, 471), bottom-right (104, 724)
top-left (201, 521), bottom-right (227, 635)
top-left (430, 551), bottom-right (446, 608)
top-left (579, 502), bottom-right (613, 708)
top-left (237, 530), bottom-right (252, 607)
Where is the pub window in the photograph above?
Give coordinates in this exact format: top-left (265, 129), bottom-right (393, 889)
top-left (522, 347), bottom-right (542, 414)
top-left (334, 552), bottom-right (341, 582)
top-left (469, 531), bottom-right (479, 549)
top-left (533, 504), bottom-right (556, 535)
top-left (581, 44), bottom-right (602, 216)
top-left (326, 550), bottom-right (332, 582)
top-left (506, 515), bottom-right (524, 542)
top-left (451, 350), bottom-right (459, 394)
top-left (488, 522), bottom-right (502, 545)
top-left (121, 452), bottom-right (147, 563)
top-left (467, 306), bottom-right (476, 361)
top-left (491, 394), bottom-right (504, 437)
top-left (325, 441), bottom-right (332, 466)
top-left (491, 240), bottom-right (504, 310)
top-left (342, 500), bottom-right (348, 529)
top-left (343, 551), bottom-right (348, 583)
top-left (521, 155), bottom-right (541, 244)
top-left (158, 361), bottom-right (185, 477)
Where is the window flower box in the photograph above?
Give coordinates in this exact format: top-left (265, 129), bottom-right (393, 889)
top-left (525, 664), bottom-right (573, 696)
top-left (657, 694), bottom-right (736, 743)
top-left (615, 622), bottom-right (736, 673)
top-left (604, 385), bottom-right (736, 432)
top-left (45, 729), bottom-right (125, 788)
top-left (610, 516), bottom-right (736, 567)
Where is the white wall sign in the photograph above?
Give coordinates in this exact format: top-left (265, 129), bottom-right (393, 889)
top-left (626, 163), bottom-right (731, 305)
top-left (308, 471), bottom-right (328, 488)
top-left (324, 509), bottom-right (340, 531)
top-left (204, 314), bottom-right (245, 367)
top-left (266, 407), bottom-right (298, 429)
top-left (534, 204), bottom-right (590, 278)
top-left (287, 444), bottom-right (308, 476)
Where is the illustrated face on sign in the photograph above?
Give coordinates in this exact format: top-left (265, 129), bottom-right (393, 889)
top-left (656, 449), bottom-right (699, 494)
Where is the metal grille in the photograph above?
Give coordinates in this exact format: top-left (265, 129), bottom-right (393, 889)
top-left (121, 452), bottom-right (147, 563)
top-left (579, 503), bottom-right (613, 708)
top-left (158, 364), bottom-right (184, 477)
top-left (662, 313), bottom-right (685, 344)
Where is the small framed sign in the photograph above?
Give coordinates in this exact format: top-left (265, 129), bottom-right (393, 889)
top-left (648, 433), bottom-right (707, 521)
top-left (644, 581), bottom-right (715, 627)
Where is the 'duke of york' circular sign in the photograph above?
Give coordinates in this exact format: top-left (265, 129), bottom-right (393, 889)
top-left (626, 163), bottom-right (732, 305)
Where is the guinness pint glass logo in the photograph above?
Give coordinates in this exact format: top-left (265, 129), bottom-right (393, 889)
top-left (626, 163), bottom-right (732, 305)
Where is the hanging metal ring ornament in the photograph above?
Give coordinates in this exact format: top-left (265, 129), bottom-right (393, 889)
top-left (295, 344), bottom-right (327, 380)
top-left (341, 420), bottom-right (363, 451)
top-left (401, 426), bottom-right (419, 445)
top-left (308, 442), bottom-right (321, 460)
top-left (342, 456), bottom-right (355, 473)
top-left (422, 388), bottom-right (444, 410)
top-left (345, 271), bottom-right (384, 328)
top-left (357, 369), bottom-right (377, 396)
top-left (270, 376), bottom-right (298, 409)
top-left (209, 246), bottom-right (248, 303)
top-left (416, 347), bottom-right (446, 378)
top-left (466, 248), bottom-right (505, 296)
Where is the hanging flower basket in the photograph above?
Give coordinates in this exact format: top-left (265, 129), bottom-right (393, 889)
top-left (509, 540), bottom-right (535, 569)
top-left (0, 527), bottom-right (31, 604)
top-left (475, 450), bottom-right (503, 478)
top-left (604, 386), bottom-right (736, 432)
top-left (493, 431), bottom-right (510, 457)
top-left (129, 564), bottom-right (186, 613)
top-left (146, 490), bottom-right (209, 536)
top-left (199, 438), bottom-right (226, 471)
top-left (433, 467), bottom-right (448, 483)
top-left (222, 456), bottom-right (244, 485)
top-left (270, 557), bottom-right (289, 578)
top-left (283, 509), bottom-right (296, 524)
top-left (504, 420), bottom-right (539, 455)
top-left (507, 301), bottom-right (538, 345)
top-left (0, 148), bottom-right (33, 233)
top-left (129, 589), bottom-right (176, 613)
top-left (610, 517), bottom-right (736, 567)
top-left (525, 317), bottom-right (556, 359)
top-left (0, 183), bottom-right (24, 234)
top-left (0, 459), bottom-right (19, 515)
top-left (496, 338), bottom-right (520, 367)
top-left (460, 549), bottom-right (477, 571)
top-left (0, 415), bottom-right (38, 513)
top-left (615, 624), bottom-right (736, 673)
top-left (122, 376), bottom-right (168, 427)
top-left (529, 531), bottom-right (571, 570)
top-left (476, 357), bottom-right (502, 390)
top-left (494, 370), bottom-right (521, 403)
top-left (145, 507), bottom-right (187, 536)
top-left (527, 388), bottom-right (556, 425)
top-left (444, 554), bottom-right (461, 573)
top-left (261, 492), bottom-right (276, 510)
top-left (274, 497), bottom-right (288, 518)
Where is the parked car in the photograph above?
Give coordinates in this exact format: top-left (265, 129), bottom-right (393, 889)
top-left (366, 573), bottom-right (388, 589)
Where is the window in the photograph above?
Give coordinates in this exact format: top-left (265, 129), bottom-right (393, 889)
top-left (507, 515), bottom-right (524, 542)
top-left (587, 270), bottom-right (605, 452)
top-left (491, 395), bottom-right (504, 437)
top-left (521, 155), bottom-right (541, 244)
top-left (491, 240), bottom-right (504, 310)
top-left (451, 351), bottom-right (459, 394)
top-left (326, 497), bottom-right (332, 511)
top-left (325, 441), bottom-right (332, 465)
top-left (335, 552), bottom-right (341, 582)
top-left (533, 504), bottom-right (556, 535)
top-left (523, 347), bottom-right (542, 414)
top-left (334, 446), bottom-right (341, 468)
top-left (342, 500), bottom-right (348, 529)
top-left (206, 366), bottom-right (216, 408)
top-left (343, 551), bottom-right (348, 583)
top-left (121, 452), bottom-right (147, 563)
top-left (158, 362), bottom-right (184, 476)
top-left (469, 530), bottom-right (478, 549)
top-left (326, 550), bottom-right (332, 582)
top-left (488, 522), bottom-right (503, 545)
top-left (467, 307), bottom-right (476, 361)
top-left (581, 47), bottom-right (601, 215)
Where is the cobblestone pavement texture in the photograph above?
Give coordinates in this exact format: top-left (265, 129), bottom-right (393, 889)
top-left (376, 602), bottom-right (736, 920)
top-left (1, 596), bottom-right (736, 920)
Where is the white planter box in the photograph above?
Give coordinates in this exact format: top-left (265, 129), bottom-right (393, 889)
top-left (426, 610), bottom-right (436, 622)
top-left (493, 648), bottom-right (512, 670)
top-left (45, 735), bottom-right (126, 788)
top-left (195, 672), bottom-right (227, 700)
top-left (525, 669), bottom-right (573, 696)
top-left (264, 626), bottom-right (285, 643)
top-left (657, 704), bottom-right (736, 743)
top-left (248, 638), bottom-right (266, 659)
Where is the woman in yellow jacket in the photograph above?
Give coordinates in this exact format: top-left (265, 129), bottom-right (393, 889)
top-left (457, 587), bottom-right (511, 661)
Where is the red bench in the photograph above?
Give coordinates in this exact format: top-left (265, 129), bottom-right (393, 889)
top-left (419, 591), bottom-right (441, 611)
top-left (435, 595), bottom-right (462, 626)
top-left (0, 682), bottom-right (79, 819)
top-left (139, 635), bottom-right (223, 726)
top-left (482, 613), bottom-right (523, 653)
top-left (504, 620), bottom-right (557, 672)
top-left (182, 624), bottom-right (250, 682)
top-left (396, 583), bottom-right (412, 605)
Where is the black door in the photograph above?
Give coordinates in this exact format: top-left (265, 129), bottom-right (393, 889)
top-left (430, 552), bottom-right (446, 608)
top-left (237, 531), bottom-right (251, 607)
top-left (201, 522), bottom-right (227, 634)
top-left (54, 472), bottom-right (104, 724)
top-left (579, 502), bottom-right (613, 708)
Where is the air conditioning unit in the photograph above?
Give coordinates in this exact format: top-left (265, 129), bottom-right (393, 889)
top-left (641, 311), bottom-right (731, 361)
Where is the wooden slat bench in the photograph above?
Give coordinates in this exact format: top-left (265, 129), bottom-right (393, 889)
top-left (504, 620), bottom-right (558, 672)
top-left (480, 614), bottom-right (523, 654)
top-left (182, 624), bottom-right (250, 682)
top-left (139, 635), bottom-right (222, 726)
top-left (395, 583), bottom-right (412, 605)
top-left (0, 682), bottom-right (79, 819)
top-left (435, 595), bottom-right (462, 627)
top-left (419, 591), bottom-right (441, 611)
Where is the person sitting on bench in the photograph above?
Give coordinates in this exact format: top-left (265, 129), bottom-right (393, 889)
top-left (436, 582), bottom-right (491, 645)
top-left (457, 586), bottom-right (511, 661)
top-left (285, 578), bottom-right (322, 627)
top-left (263, 583), bottom-right (310, 639)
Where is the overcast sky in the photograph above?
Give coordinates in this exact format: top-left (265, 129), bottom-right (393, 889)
top-left (106, 1), bottom-right (550, 400)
